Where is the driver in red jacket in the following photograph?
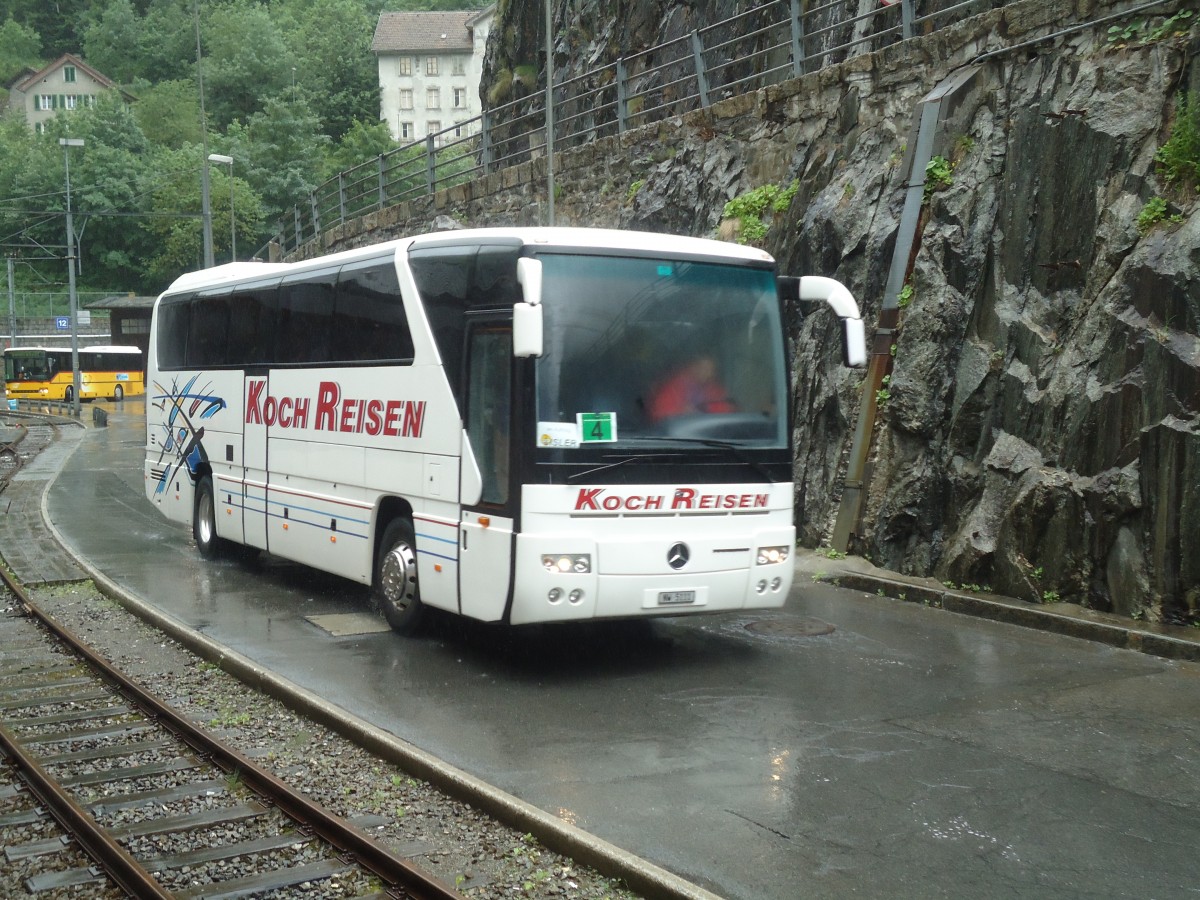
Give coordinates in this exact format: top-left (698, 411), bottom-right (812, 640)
top-left (648, 355), bottom-right (735, 422)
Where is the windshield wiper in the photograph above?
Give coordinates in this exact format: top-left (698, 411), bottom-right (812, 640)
top-left (567, 453), bottom-right (672, 482)
top-left (649, 437), bottom-right (778, 482)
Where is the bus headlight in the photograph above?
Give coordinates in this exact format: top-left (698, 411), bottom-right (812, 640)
top-left (756, 545), bottom-right (790, 565)
top-left (542, 553), bottom-right (591, 574)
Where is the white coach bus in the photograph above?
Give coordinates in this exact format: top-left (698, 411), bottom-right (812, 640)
top-left (145, 228), bottom-right (866, 633)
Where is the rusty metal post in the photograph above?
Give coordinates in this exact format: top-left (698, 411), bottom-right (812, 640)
top-left (830, 66), bottom-right (980, 553)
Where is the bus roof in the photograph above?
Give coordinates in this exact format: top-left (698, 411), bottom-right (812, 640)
top-left (159, 228), bottom-right (777, 297)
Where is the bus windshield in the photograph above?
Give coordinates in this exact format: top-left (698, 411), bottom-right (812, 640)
top-left (535, 253), bottom-right (787, 449)
top-left (4, 349), bottom-right (59, 382)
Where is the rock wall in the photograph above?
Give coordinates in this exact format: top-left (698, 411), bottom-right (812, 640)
top-left (309, 0), bottom-right (1199, 623)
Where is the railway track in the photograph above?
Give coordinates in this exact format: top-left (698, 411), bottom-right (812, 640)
top-left (0, 565), bottom-right (466, 899)
top-left (0, 416), bottom-right (33, 494)
top-left (1, 411), bottom-right (65, 496)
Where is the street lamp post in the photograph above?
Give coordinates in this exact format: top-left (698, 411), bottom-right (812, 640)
top-left (208, 154), bottom-right (234, 262)
top-left (59, 137), bottom-right (84, 417)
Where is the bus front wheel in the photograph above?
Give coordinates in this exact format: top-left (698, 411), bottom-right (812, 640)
top-left (64, 386), bottom-right (73, 403)
top-left (374, 519), bottom-right (424, 635)
top-left (113, 385), bottom-right (123, 402)
top-left (193, 476), bottom-right (222, 559)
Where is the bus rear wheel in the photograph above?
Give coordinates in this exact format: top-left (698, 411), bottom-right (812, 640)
top-left (374, 519), bottom-right (424, 635)
top-left (113, 385), bottom-right (123, 402)
top-left (193, 475), bottom-right (222, 559)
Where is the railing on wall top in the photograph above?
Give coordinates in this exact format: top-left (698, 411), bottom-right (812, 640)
top-left (269, 0), bottom-right (1014, 256)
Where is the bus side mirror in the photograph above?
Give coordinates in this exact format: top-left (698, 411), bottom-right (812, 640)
top-left (842, 317), bottom-right (867, 368)
top-left (517, 257), bottom-right (542, 306)
top-left (513, 303), bottom-right (543, 358)
top-left (777, 275), bottom-right (868, 367)
top-left (514, 258), bottom-right (543, 358)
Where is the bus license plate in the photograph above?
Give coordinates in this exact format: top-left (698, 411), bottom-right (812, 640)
top-left (658, 590), bottom-right (696, 606)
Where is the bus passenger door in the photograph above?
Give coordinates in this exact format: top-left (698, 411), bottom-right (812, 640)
top-left (242, 373), bottom-right (269, 551)
top-left (459, 324), bottom-right (515, 621)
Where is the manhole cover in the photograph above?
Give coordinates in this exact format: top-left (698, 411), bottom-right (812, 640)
top-left (744, 618), bottom-right (835, 638)
top-left (305, 613), bottom-right (392, 637)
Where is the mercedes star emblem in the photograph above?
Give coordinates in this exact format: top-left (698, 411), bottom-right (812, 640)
top-left (667, 542), bottom-right (690, 569)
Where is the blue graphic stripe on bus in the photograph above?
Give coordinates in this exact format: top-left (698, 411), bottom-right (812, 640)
top-left (416, 546), bottom-right (458, 564)
top-left (213, 485), bottom-right (370, 539)
top-left (264, 498), bottom-right (370, 527)
top-left (416, 529), bottom-right (458, 546)
top-left (216, 481), bottom-right (370, 524)
top-left (414, 526), bottom-right (458, 564)
top-left (263, 510), bottom-right (369, 540)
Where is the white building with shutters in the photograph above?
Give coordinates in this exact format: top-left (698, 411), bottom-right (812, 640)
top-left (371, 7), bottom-right (495, 145)
top-left (6, 53), bottom-right (135, 133)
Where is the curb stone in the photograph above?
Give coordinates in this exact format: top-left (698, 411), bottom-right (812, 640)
top-left (795, 550), bottom-right (1200, 663)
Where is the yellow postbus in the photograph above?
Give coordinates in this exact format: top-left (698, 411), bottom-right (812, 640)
top-left (4, 345), bottom-right (144, 403)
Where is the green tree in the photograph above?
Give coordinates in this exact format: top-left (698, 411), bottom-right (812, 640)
top-left (79, 0), bottom-right (146, 84)
top-left (202, 3), bottom-right (292, 129)
top-left (142, 145), bottom-right (212, 282)
top-left (131, 78), bottom-right (203, 147)
top-left (35, 95), bottom-right (159, 291)
top-left (226, 96), bottom-right (330, 242)
top-left (0, 115), bottom-right (56, 280)
top-left (0, 17), bottom-right (41, 83)
top-left (324, 118), bottom-right (397, 179)
top-left (2, 0), bottom-right (89, 59)
top-left (278, 0), bottom-right (379, 141)
top-left (81, 0), bottom-right (198, 86)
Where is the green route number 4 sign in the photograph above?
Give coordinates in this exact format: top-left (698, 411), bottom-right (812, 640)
top-left (578, 412), bottom-right (617, 443)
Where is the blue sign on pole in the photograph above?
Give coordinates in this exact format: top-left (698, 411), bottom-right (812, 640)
top-left (56, 317), bottom-right (70, 330)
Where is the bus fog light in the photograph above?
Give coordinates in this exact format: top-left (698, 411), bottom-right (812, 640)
top-left (548, 588), bottom-right (563, 603)
top-left (756, 545), bottom-right (790, 565)
top-left (770, 577), bottom-right (783, 591)
top-left (543, 553), bottom-right (591, 574)
top-left (755, 580), bottom-right (768, 594)
top-left (568, 589), bottom-right (585, 604)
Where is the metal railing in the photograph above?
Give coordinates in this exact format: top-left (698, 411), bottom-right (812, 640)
top-left (270, 0), bottom-right (1015, 255)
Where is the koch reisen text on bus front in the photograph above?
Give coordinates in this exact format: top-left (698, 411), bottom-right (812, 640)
top-left (573, 487), bottom-right (771, 512)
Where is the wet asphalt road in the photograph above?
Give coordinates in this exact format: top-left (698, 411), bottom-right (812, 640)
top-left (39, 402), bottom-right (1200, 899)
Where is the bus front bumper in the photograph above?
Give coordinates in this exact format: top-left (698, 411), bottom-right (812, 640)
top-left (510, 531), bottom-right (794, 625)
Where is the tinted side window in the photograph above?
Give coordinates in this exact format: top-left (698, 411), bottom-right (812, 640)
top-left (332, 259), bottom-right (412, 363)
top-left (277, 270), bottom-right (336, 365)
top-left (228, 283), bottom-right (279, 366)
top-left (157, 296), bottom-right (192, 369)
top-left (469, 246), bottom-right (522, 307)
top-left (410, 247), bottom-right (473, 400)
top-left (187, 294), bottom-right (232, 367)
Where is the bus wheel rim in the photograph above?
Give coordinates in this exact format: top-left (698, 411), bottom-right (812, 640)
top-left (381, 542), bottom-right (417, 611)
top-left (198, 492), bottom-right (214, 544)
